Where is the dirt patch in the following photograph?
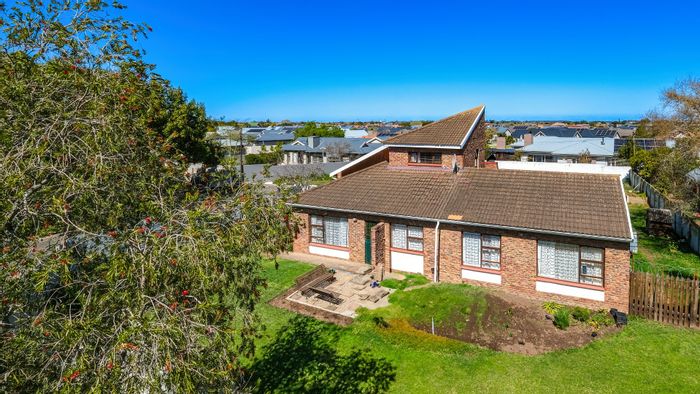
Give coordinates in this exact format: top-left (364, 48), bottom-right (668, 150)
top-left (413, 291), bottom-right (620, 355)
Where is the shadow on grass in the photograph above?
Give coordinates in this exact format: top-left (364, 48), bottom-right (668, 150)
top-left (249, 316), bottom-right (396, 393)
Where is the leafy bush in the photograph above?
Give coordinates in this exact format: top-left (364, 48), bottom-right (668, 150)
top-left (553, 308), bottom-right (571, 330)
top-left (571, 307), bottom-right (592, 322)
top-left (542, 301), bottom-right (565, 315)
top-left (245, 151), bottom-right (281, 165)
top-left (588, 310), bottom-right (615, 329)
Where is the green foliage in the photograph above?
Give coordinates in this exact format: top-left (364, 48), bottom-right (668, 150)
top-left (380, 274), bottom-right (430, 290)
top-left (294, 122), bottom-right (345, 138)
top-left (245, 151), bottom-right (282, 165)
top-left (542, 301), bottom-right (565, 315)
top-left (505, 135), bottom-right (516, 145)
top-left (143, 78), bottom-right (219, 165)
top-left (258, 259), bottom-right (700, 393)
top-left (0, 1), bottom-right (295, 391)
top-left (250, 316), bottom-right (396, 393)
top-left (553, 308), bottom-right (571, 330)
top-left (628, 204), bottom-right (700, 277)
top-left (588, 310), bottom-right (615, 330)
top-left (571, 306), bottom-right (592, 322)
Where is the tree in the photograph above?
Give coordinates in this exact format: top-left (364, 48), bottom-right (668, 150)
top-left (143, 78), bottom-right (219, 165)
top-left (250, 316), bottom-right (396, 393)
top-left (0, 1), bottom-right (294, 391)
top-left (295, 122), bottom-right (344, 138)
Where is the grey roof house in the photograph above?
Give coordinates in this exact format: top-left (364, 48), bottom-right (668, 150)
top-left (281, 136), bottom-right (384, 165)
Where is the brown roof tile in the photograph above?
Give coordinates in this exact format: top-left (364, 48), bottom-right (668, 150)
top-left (384, 105), bottom-right (484, 147)
top-left (294, 163), bottom-right (632, 240)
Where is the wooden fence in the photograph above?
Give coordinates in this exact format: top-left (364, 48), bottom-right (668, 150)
top-left (628, 171), bottom-right (700, 255)
top-left (629, 271), bottom-right (700, 327)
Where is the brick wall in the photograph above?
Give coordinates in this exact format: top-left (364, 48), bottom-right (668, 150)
top-left (348, 218), bottom-right (366, 262)
top-left (292, 209), bottom-right (631, 312)
top-left (439, 230), bottom-right (631, 312)
top-left (388, 148), bottom-right (463, 169)
top-left (292, 212), bottom-right (309, 254)
top-left (461, 119), bottom-right (487, 168)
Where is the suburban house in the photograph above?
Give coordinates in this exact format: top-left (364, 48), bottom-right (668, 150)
top-left (514, 136), bottom-right (616, 163)
top-left (281, 137), bottom-right (384, 165)
top-left (511, 127), bottom-right (619, 140)
top-left (290, 105), bottom-right (633, 312)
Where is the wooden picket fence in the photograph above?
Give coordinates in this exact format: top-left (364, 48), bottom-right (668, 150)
top-left (629, 271), bottom-right (700, 327)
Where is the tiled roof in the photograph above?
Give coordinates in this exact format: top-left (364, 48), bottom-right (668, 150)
top-left (383, 105), bottom-right (484, 147)
top-left (294, 163), bottom-right (631, 241)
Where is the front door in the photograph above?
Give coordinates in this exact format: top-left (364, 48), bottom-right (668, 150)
top-left (364, 221), bottom-right (378, 264)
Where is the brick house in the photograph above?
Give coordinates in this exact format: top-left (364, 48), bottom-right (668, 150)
top-left (290, 105), bottom-right (634, 312)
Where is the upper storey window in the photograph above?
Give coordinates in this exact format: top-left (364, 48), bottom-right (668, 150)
top-left (408, 152), bottom-right (442, 165)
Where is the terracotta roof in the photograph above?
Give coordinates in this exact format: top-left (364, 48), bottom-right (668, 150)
top-left (293, 163), bottom-right (632, 241)
top-left (383, 105), bottom-right (485, 147)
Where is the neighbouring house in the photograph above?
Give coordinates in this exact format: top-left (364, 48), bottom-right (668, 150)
top-left (516, 136), bottom-right (616, 164)
top-left (511, 127), bottom-right (619, 140)
top-left (281, 137), bottom-right (384, 165)
top-left (290, 105), bottom-right (633, 312)
top-left (342, 127), bottom-right (369, 138)
top-left (613, 138), bottom-right (676, 154)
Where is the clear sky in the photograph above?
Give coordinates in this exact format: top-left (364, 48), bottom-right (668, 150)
top-left (121, 0), bottom-right (700, 121)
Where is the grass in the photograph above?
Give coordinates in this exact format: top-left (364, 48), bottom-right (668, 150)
top-left (628, 203), bottom-right (700, 277)
top-left (254, 259), bottom-right (700, 393)
top-left (381, 273), bottom-right (430, 290)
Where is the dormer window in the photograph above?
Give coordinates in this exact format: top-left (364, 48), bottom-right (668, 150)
top-left (409, 152), bottom-right (442, 165)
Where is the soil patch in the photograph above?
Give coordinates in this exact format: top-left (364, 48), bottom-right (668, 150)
top-left (413, 291), bottom-right (619, 355)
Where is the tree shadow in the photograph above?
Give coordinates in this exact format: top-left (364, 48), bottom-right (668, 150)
top-left (250, 316), bottom-right (396, 393)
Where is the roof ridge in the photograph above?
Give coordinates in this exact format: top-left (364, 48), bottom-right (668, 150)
top-left (383, 104), bottom-right (484, 145)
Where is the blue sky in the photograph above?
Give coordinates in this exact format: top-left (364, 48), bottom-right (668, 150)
top-left (121, 0), bottom-right (700, 121)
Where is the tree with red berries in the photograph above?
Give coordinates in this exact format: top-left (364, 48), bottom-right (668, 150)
top-left (0, 1), bottom-right (295, 392)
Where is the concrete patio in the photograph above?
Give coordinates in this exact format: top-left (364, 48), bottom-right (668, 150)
top-left (280, 252), bottom-right (398, 318)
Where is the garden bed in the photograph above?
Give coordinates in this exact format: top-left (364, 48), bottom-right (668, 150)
top-left (382, 285), bottom-right (619, 355)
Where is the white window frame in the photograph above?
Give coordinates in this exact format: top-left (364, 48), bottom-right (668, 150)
top-left (462, 232), bottom-right (501, 270)
top-left (537, 241), bottom-right (604, 286)
top-left (310, 215), bottom-right (348, 248)
top-left (391, 224), bottom-right (424, 252)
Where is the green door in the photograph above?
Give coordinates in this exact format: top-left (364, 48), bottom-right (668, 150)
top-left (364, 221), bottom-right (378, 264)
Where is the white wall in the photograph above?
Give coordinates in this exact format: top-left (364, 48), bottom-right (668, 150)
top-left (309, 245), bottom-right (350, 260)
top-left (535, 280), bottom-right (605, 301)
top-left (390, 251), bottom-right (424, 274)
top-left (496, 161), bottom-right (630, 179)
top-left (461, 269), bottom-right (502, 284)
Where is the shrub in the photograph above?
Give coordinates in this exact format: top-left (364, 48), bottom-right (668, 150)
top-left (553, 308), bottom-right (571, 330)
top-left (588, 310), bottom-right (615, 329)
top-left (542, 301), bottom-right (565, 315)
top-left (571, 306), bottom-right (592, 322)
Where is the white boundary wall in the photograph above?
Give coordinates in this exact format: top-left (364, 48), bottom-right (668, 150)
top-left (496, 161), bottom-right (630, 179)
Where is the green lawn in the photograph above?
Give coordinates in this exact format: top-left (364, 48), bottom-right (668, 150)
top-left (255, 259), bottom-right (700, 393)
top-left (629, 203), bottom-right (700, 277)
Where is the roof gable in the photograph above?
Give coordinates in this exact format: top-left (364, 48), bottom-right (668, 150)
top-left (383, 105), bottom-right (485, 147)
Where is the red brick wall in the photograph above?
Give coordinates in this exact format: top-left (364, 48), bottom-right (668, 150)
top-left (348, 218), bottom-right (366, 262)
top-left (388, 148), bottom-right (463, 169)
top-left (292, 210), bottom-right (631, 312)
top-left (461, 119), bottom-right (487, 168)
top-left (439, 230), bottom-right (630, 312)
top-left (292, 212), bottom-right (310, 254)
